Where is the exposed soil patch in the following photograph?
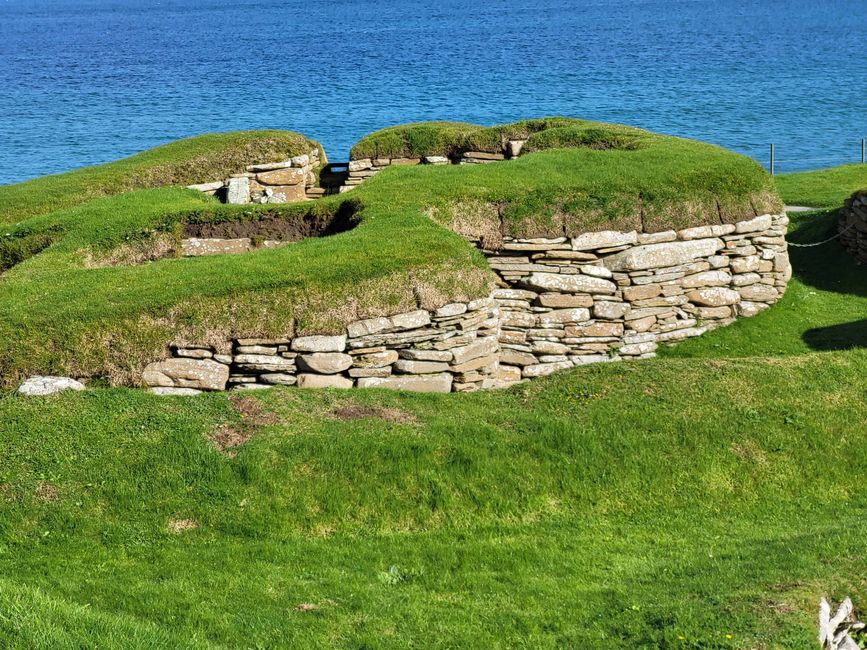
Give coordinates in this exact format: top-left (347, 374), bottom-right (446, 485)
top-left (229, 394), bottom-right (276, 426)
top-left (183, 201), bottom-right (359, 241)
top-left (330, 404), bottom-right (417, 424)
top-left (209, 424), bottom-right (251, 454)
top-left (167, 518), bottom-right (198, 533)
top-left (208, 394), bottom-right (277, 455)
top-left (34, 481), bottom-right (59, 503)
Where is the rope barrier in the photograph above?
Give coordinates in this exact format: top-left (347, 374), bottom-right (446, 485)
top-left (787, 221), bottom-right (856, 248)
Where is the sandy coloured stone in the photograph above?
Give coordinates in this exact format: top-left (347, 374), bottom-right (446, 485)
top-left (393, 359), bottom-right (450, 374)
top-left (357, 373), bottom-right (453, 393)
top-left (565, 322), bottom-right (624, 338)
top-left (622, 284), bottom-right (661, 301)
top-left (522, 361), bottom-right (573, 378)
top-left (353, 350), bottom-right (399, 367)
top-left (680, 270), bottom-right (732, 288)
top-left (390, 310), bottom-right (431, 331)
top-left (142, 358), bottom-right (229, 391)
top-left (738, 284), bottom-right (779, 302)
top-left (523, 272), bottom-right (616, 295)
top-left (592, 301), bottom-right (630, 320)
top-left (347, 316), bottom-right (392, 338)
top-left (291, 335), bottom-right (347, 352)
top-left (571, 230), bottom-right (638, 251)
top-left (735, 214), bottom-right (773, 233)
top-left (296, 352), bottom-right (353, 374)
top-left (499, 349), bottom-right (538, 366)
top-left (233, 354), bottom-right (296, 372)
top-left (602, 238), bottom-right (724, 272)
top-left (686, 288), bottom-right (741, 307)
top-left (450, 353), bottom-right (498, 374)
top-left (259, 373), bottom-right (298, 386)
top-left (451, 337), bottom-right (499, 365)
top-left (538, 308), bottom-right (591, 327)
top-left (297, 374), bottom-right (353, 389)
top-left (399, 349), bottom-right (452, 362)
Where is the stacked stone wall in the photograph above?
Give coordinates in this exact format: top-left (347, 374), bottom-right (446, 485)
top-left (186, 147), bottom-right (324, 204)
top-left (840, 191), bottom-right (867, 263)
top-left (141, 212), bottom-right (790, 394)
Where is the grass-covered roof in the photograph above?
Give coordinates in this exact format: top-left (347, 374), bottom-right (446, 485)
top-left (0, 120), bottom-right (781, 385)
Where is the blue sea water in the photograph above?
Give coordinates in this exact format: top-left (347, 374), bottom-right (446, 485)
top-left (0, 0), bottom-right (865, 185)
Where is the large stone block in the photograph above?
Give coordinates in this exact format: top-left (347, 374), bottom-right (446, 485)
top-left (18, 376), bottom-right (85, 396)
top-left (357, 374), bottom-right (453, 393)
top-left (523, 272), bottom-right (616, 295)
top-left (571, 231), bottom-right (638, 251)
top-left (142, 358), bottom-right (229, 391)
top-left (256, 167), bottom-right (306, 186)
top-left (291, 335), bottom-right (347, 352)
top-left (297, 353), bottom-right (353, 374)
top-left (686, 288), bottom-right (741, 307)
top-left (602, 239), bottom-right (724, 272)
top-left (297, 374), bottom-right (353, 389)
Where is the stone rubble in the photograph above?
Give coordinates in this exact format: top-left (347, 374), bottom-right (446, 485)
top-left (186, 147), bottom-right (324, 204)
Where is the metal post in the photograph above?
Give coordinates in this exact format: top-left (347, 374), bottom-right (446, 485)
top-left (862, 138), bottom-right (865, 164)
top-left (770, 143), bottom-right (775, 176)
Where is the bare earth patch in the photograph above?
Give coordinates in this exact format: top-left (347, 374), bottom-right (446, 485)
top-left (208, 394), bottom-right (277, 455)
top-left (167, 518), bottom-right (198, 533)
top-left (34, 481), bottom-right (59, 503)
top-left (330, 404), bottom-right (417, 424)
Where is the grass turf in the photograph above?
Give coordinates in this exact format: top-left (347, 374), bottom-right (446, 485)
top-left (0, 131), bottom-right (320, 225)
top-left (0, 123), bottom-right (778, 385)
top-left (774, 163), bottom-right (867, 208)
top-left (1, 126), bottom-right (864, 648)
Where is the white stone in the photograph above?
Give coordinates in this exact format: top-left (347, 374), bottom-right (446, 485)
top-left (523, 272), bottom-right (616, 295)
top-left (680, 270), bottom-right (732, 288)
top-left (571, 230), bottom-right (638, 251)
top-left (390, 310), bottom-right (431, 331)
top-left (435, 303), bottom-right (468, 318)
top-left (226, 176), bottom-right (250, 204)
top-left (17, 376), bottom-right (85, 396)
top-left (602, 239), bottom-right (724, 272)
top-left (686, 288), bottom-right (741, 307)
top-left (735, 214), bottom-right (773, 233)
top-left (291, 335), bottom-right (347, 352)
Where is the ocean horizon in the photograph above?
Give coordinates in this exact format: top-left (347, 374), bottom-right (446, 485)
top-left (1, 0), bottom-right (866, 185)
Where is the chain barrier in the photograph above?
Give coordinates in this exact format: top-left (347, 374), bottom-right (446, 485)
top-left (787, 220), bottom-right (856, 248)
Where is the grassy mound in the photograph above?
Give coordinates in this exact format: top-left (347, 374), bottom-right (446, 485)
top-left (0, 121), bottom-right (781, 385)
top-left (0, 130), bottom-right (320, 224)
top-left (350, 117), bottom-right (650, 160)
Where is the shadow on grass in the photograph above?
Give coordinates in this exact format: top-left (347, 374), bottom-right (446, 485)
top-left (787, 209), bottom-right (867, 298)
top-left (803, 319), bottom-right (867, 351)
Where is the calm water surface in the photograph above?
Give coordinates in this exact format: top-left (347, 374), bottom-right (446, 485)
top-left (1, 0), bottom-right (866, 184)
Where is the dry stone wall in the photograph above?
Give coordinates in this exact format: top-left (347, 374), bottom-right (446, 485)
top-left (141, 212), bottom-right (790, 394)
top-left (482, 213), bottom-right (790, 383)
top-left (840, 191), bottom-right (867, 264)
top-left (187, 147), bottom-right (325, 204)
top-left (341, 142), bottom-right (523, 193)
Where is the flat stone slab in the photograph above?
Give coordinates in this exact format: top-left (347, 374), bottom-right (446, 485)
top-left (17, 376), bottom-right (85, 396)
top-left (357, 373), bottom-right (453, 393)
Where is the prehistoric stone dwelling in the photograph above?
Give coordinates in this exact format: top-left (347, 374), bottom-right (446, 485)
top-left (143, 210), bottom-right (790, 394)
top-left (2, 118), bottom-right (794, 395)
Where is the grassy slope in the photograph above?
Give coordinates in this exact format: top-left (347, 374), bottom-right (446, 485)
top-left (775, 163), bottom-right (867, 208)
top-left (0, 126), bottom-right (778, 385)
top-left (0, 130), bottom-right (319, 225)
top-left (0, 174), bottom-right (866, 647)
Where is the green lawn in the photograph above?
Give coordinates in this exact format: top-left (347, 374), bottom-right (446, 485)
top-left (2, 134), bottom-right (866, 648)
top-left (775, 163), bottom-right (867, 208)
